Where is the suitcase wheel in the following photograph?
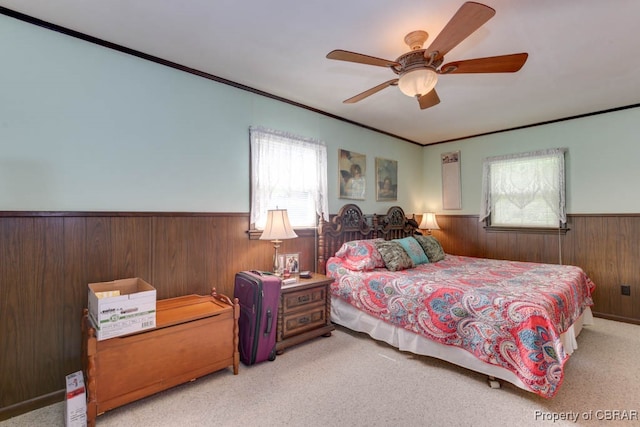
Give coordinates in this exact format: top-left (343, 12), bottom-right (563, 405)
top-left (268, 349), bottom-right (276, 361)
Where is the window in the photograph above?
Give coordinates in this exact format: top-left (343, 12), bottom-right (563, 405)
top-left (250, 126), bottom-right (328, 229)
top-left (479, 148), bottom-right (566, 228)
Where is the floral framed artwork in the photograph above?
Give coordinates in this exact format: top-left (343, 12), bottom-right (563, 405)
top-left (375, 157), bottom-right (398, 201)
top-left (339, 149), bottom-right (366, 200)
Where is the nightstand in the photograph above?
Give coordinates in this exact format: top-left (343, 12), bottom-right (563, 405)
top-left (275, 273), bottom-right (335, 354)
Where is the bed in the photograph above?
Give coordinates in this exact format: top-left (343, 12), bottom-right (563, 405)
top-left (318, 204), bottom-right (595, 398)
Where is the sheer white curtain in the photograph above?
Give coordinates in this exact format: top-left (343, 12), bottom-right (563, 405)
top-left (250, 126), bottom-right (328, 229)
top-left (479, 148), bottom-right (566, 227)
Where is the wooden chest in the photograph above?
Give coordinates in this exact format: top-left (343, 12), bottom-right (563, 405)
top-left (82, 290), bottom-right (239, 426)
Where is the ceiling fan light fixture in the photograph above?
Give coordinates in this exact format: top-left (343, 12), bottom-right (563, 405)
top-left (398, 68), bottom-right (438, 97)
top-left (326, 3), bottom-right (527, 109)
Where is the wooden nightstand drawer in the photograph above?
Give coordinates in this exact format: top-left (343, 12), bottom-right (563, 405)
top-left (282, 286), bottom-right (325, 311)
top-left (282, 304), bottom-right (326, 338)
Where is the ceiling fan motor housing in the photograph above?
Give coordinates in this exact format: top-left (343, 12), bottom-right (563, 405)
top-left (394, 50), bottom-right (442, 75)
top-left (395, 50), bottom-right (442, 97)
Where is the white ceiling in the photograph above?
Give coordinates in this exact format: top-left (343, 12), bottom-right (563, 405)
top-left (2, 0), bottom-right (640, 146)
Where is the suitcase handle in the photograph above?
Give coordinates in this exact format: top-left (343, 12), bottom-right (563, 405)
top-left (250, 270), bottom-right (276, 277)
top-left (264, 309), bottom-right (273, 335)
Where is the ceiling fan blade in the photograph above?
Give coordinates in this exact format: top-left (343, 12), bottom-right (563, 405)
top-left (327, 50), bottom-right (400, 68)
top-left (440, 53), bottom-right (528, 74)
top-left (425, 2), bottom-right (496, 61)
top-left (418, 89), bottom-right (440, 110)
top-left (344, 79), bottom-right (398, 104)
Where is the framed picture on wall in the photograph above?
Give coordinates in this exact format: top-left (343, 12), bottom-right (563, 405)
top-left (339, 149), bottom-right (366, 200)
top-left (375, 157), bottom-right (398, 201)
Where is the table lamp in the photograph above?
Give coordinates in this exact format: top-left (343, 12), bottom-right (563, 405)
top-left (259, 208), bottom-right (298, 274)
top-left (418, 212), bottom-right (440, 235)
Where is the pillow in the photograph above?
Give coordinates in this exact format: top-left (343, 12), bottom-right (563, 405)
top-left (395, 237), bottom-right (429, 265)
top-left (334, 239), bottom-right (385, 271)
top-left (374, 240), bottom-right (414, 272)
top-left (414, 235), bottom-right (446, 262)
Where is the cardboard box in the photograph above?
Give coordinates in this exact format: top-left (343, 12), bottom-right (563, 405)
top-left (88, 278), bottom-right (156, 340)
top-left (65, 371), bottom-right (86, 427)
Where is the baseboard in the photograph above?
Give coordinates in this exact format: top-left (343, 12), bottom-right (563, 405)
top-left (0, 389), bottom-right (64, 421)
top-left (593, 312), bottom-right (640, 325)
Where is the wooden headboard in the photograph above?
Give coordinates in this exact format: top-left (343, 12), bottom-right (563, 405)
top-left (317, 204), bottom-right (418, 273)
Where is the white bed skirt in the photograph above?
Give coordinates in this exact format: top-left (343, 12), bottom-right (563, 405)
top-left (331, 297), bottom-right (594, 393)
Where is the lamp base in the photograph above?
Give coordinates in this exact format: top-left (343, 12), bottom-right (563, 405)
top-left (272, 240), bottom-right (282, 275)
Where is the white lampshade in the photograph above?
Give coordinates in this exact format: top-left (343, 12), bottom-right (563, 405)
top-left (259, 209), bottom-right (298, 241)
top-left (398, 68), bottom-right (438, 97)
top-left (418, 212), bottom-right (440, 230)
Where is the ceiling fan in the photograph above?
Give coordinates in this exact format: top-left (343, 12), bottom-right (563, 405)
top-left (326, 1), bottom-right (528, 110)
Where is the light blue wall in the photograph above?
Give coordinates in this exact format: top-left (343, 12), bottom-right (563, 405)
top-left (0, 14), bottom-right (423, 215)
top-left (423, 107), bottom-right (640, 215)
top-left (3, 13), bottom-right (637, 217)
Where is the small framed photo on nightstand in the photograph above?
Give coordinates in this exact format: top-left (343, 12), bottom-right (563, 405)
top-left (282, 253), bottom-right (300, 274)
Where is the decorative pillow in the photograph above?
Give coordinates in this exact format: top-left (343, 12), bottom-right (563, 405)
top-left (395, 237), bottom-right (429, 265)
top-left (414, 235), bottom-right (446, 262)
top-left (334, 239), bottom-right (385, 271)
top-left (374, 240), bottom-right (414, 272)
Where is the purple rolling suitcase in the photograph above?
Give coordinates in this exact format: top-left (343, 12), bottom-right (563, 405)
top-left (234, 270), bottom-right (282, 365)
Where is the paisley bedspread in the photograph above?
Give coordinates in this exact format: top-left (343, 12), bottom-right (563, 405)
top-left (326, 254), bottom-right (595, 398)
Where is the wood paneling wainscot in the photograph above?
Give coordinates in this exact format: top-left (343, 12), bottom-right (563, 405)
top-left (1, 211), bottom-right (638, 419)
top-left (0, 211), bottom-right (315, 420)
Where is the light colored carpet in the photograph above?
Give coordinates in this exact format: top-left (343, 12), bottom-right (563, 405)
top-left (2, 318), bottom-right (639, 427)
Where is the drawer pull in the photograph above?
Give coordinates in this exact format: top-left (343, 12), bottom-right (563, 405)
top-left (297, 295), bottom-right (310, 303)
top-left (298, 316), bottom-right (310, 324)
